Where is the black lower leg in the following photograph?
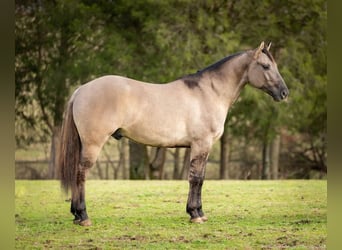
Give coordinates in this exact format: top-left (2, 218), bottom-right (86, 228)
top-left (70, 168), bottom-right (89, 223)
top-left (186, 151), bottom-right (208, 220)
top-left (197, 184), bottom-right (205, 217)
top-left (77, 187), bottom-right (88, 221)
top-left (71, 195), bottom-right (88, 222)
top-left (71, 200), bottom-right (81, 222)
top-left (77, 169), bottom-right (89, 222)
top-left (186, 175), bottom-right (204, 219)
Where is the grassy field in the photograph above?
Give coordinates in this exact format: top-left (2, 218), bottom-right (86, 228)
top-left (15, 180), bottom-right (326, 249)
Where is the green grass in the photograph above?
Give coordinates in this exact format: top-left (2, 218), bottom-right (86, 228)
top-left (15, 180), bottom-right (326, 249)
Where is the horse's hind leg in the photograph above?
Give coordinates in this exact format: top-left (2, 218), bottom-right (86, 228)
top-left (71, 166), bottom-right (90, 226)
top-left (71, 143), bottom-right (103, 226)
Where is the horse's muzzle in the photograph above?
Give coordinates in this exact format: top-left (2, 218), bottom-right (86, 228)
top-left (261, 85), bottom-right (289, 102)
top-left (278, 87), bottom-right (289, 101)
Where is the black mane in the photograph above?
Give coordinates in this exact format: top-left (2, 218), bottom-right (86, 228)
top-left (181, 52), bottom-right (243, 89)
top-left (197, 52), bottom-right (243, 74)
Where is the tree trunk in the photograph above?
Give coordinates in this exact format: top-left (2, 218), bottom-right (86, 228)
top-left (129, 140), bottom-right (149, 179)
top-left (117, 138), bottom-right (128, 179)
top-left (180, 148), bottom-right (191, 180)
top-left (220, 127), bottom-right (230, 179)
top-left (261, 140), bottom-right (271, 180)
top-left (149, 147), bottom-right (166, 179)
top-left (173, 148), bottom-right (180, 179)
top-left (270, 134), bottom-right (281, 179)
top-left (48, 126), bottom-right (61, 179)
top-left (96, 161), bottom-right (104, 179)
top-left (105, 162), bottom-right (109, 179)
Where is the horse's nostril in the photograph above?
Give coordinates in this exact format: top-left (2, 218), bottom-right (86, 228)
top-left (281, 89), bottom-right (288, 99)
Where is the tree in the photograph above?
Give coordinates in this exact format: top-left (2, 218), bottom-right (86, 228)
top-left (96, 0), bottom-right (241, 179)
top-left (15, 0), bottom-right (326, 180)
top-left (224, 0), bottom-right (327, 178)
top-left (149, 147), bottom-right (167, 179)
top-left (16, 0), bottom-right (109, 177)
top-left (279, 39), bottom-right (327, 176)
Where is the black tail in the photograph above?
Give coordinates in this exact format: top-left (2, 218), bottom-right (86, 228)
top-left (58, 99), bottom-right (81, 197)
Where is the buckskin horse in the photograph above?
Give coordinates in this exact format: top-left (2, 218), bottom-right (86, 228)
top-left (58, 41), bottom-right (289, 226)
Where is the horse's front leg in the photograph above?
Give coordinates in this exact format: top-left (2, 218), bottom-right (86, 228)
top-left (186, 142), bottom-right (210, 223)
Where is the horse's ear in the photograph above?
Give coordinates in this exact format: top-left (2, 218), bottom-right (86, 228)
top-left (254, 41), bottom-right (265, 59)
top-left (267, 42), bottom-right (272, 51)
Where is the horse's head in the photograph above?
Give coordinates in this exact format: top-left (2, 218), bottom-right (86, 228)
top-left (247, 41), bottom-right (289, 101)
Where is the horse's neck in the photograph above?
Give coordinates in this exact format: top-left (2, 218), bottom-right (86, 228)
top-left (212, 52), bottom-right (252, 108)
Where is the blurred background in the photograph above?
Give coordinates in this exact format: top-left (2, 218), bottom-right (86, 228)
top-left (15, 0), bottom-right (326, 180)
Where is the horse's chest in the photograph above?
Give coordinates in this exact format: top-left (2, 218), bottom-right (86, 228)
top-left (212, 126), bottom-right (224, 141)
top-left (201, 107), bottom-right (227, 141)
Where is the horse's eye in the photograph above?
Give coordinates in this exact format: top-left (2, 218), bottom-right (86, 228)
top-left (261, 64), bottom-right (270, 70)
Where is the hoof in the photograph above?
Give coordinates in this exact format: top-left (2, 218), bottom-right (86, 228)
top-left (201, 216), bottom-right (208, 222)
top-left (74, 219), bottom-right (92, 226)
top-left (79, 219), bottom-right (92, 226)
top-left (190, 217), bottom-right (203, 223)
top-left (73, 219), bottom-right (81, 225)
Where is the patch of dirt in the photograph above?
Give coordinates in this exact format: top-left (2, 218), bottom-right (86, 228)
top-left (112, 235), bottom-right (148, 242)
top-left (292, 219), bottom-right (312, 225)
top-left (168, 236), bottom-right (190, 243)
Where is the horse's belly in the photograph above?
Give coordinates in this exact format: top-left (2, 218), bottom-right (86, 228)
top-left (122, 120), bottom-right (191, 147)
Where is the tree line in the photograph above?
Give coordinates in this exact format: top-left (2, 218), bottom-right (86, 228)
top-left (15, 0), bottom-right (326, 179)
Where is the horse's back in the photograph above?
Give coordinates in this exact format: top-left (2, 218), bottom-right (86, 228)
top-left (75, 75), bottom-right (142, 95)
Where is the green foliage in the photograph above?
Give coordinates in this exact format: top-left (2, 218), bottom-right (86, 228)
top-left (15, 0), bottom-right (327, 173)
top-left (280, 39), bottom-right (327, 135)
top-left (225, 0), bottom-right (326, 171)
top-left (278, 38), bottom-right (327, 172)
top-left (15, 180), bottom-right (327, 249)
top-left (15, 0), bottom-right (105, 145)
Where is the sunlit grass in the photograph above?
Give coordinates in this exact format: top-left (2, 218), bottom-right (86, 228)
top-left (15, 180), bottom-right (326, 249)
